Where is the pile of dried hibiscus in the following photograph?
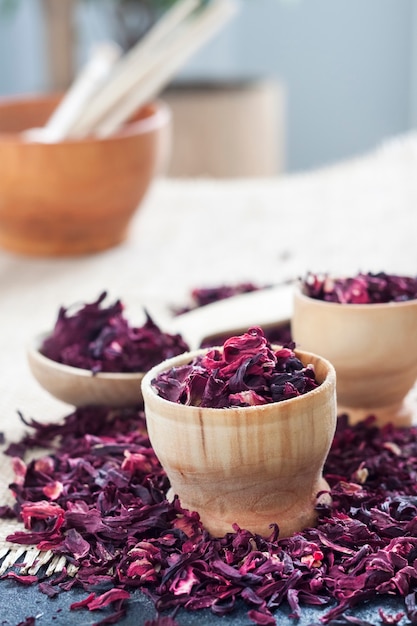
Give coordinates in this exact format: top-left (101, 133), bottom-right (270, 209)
top-left (40, 291), bottom-right (189, 374)
top-left (2, 280), bottom-right (417, 625)
top-left (2, 407), bottom-right (417, 625)
top-left (152, 327), bottom-right (319, 408)
top-left (302, 272), bottom-right (417, 304)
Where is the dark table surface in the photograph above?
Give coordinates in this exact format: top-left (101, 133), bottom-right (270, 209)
top-left (0, 579), bottom-right (410, 626)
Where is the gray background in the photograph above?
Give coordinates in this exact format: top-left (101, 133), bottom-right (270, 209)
top-left (0, 0), bottom-right (416, 172)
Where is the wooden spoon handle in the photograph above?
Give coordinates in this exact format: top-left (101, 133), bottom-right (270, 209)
top-left (161, 282), bottom-right (294, 350)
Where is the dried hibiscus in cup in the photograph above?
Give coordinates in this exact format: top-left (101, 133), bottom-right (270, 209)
top-left (302, 271), bottom-right (417, 304)
top-left (40, 292), bottom-right (189, 374)
top-left (152, 326), bottom-right (319, 408)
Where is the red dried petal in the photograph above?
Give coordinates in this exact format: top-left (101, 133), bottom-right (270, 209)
top-left (5, 401), bottom-right (417, 624)
top-left (303, 272), bottom-right (417, 304)
top-left (70, 592), bottom-right (96, 610)
top-left (1, 573), bottom-right (38, 585)
top-left (86, 589), bottom-right (130, 610)
top-left (40, 293), bottom-right (189, 373)
top-left (152, 327), bottom-right (318, 408)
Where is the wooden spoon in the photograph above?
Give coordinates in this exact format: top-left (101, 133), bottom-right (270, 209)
top-left (159, 281), bottom-right (294, 349)
top-left (27, 333), bottom-right (143, 408)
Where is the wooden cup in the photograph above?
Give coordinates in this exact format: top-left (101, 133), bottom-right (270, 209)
top-left (292, 283), bottom-right (417, 426)
top-left (142, 347), bottom-right (337, 538)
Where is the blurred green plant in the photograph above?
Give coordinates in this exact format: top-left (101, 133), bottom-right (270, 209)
top-left (0, 0), bottom-right (17, 13)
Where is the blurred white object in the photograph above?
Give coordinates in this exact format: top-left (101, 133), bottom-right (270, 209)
top-left (23, 42), bottom-right (122, 143)
top-left (69, 0), bottom-right (201, 137)
top-left (92, 0), bottom-right (239, 138)
top-left (24, 0), bottom-right (238, 143)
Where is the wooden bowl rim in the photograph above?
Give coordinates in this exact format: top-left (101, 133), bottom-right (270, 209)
top-left (0, 94), bottom-right (171, 144)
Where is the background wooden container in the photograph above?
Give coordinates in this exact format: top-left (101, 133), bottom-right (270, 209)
top-left (162, 78), bottom-right (285, 178)
top-left (292, 284), bottom-right (417, 427)
top-left (0, 94), bottom-right (171, 256)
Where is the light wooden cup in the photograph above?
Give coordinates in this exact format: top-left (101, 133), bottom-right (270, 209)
top-left (0, 94), bottom-right (170, 256)
top-left (27, 333), bottom-right (143, 407)
top-left (292, 283), bottom-right (417, 427)
top-left (141, 347), bottom-right (337, 538)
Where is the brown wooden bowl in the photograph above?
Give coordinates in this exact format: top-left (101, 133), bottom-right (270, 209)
top-left (0, 94), bottom-right (171, 256)
top-left (141, 346), bottom-right (337, 538)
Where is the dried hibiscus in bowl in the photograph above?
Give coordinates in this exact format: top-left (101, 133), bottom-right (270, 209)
top-left (40, 292), bottom-right (189, 374)
top-left (152, 326), bottom-right (319, 408)
top-left (303, 271), bottom-right (417, 304)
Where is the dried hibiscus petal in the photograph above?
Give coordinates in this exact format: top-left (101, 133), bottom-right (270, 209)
top-left (152, 327), bottom-right (319, 408)
top-left (302, 272), bottom-right (417, 304)
top-left (173, 282), bottom-right (263, 314)
top-left (1, 572), bottom-right (38, 585)
top-left (4, 407), bottom-right (417, 624)
top-left (84, 588), bottom-right (131, 610)
top-left (40, 292), bottom-right (189, 374)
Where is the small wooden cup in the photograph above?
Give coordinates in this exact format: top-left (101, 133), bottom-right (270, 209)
top-left (0, 94), bottom-right (170, 256)
top-left (141, 347), bottom-right (337, 538)
top-left (292, 283), bottom-right (417, 426)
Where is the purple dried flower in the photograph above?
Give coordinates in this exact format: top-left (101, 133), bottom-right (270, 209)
top-left (5, 407), bottom-right (417, 623)
top-left (173, 282), bottom-right (264, 314)
top-left (40, 292), bottom-right (189, 373)
top-left (152, 327), bottom-right (319, 408)
top-left (83, 588), bottom-right (131, 610)
top-left (38, 581), bottom-right (60, 598)
top-left (303, 272), bottom-right (417, 304)
top-left (1, 572), bottom-right (38, 585)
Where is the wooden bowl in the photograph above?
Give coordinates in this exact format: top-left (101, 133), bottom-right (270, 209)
top-left (141, 347), bottom-right (337, 538)
top-left (292, 283), bottom-right (417, 426)
top-left (0, 94), bottom-right (171, 256)
top-left (27, 333), bottom-right (143, 407)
